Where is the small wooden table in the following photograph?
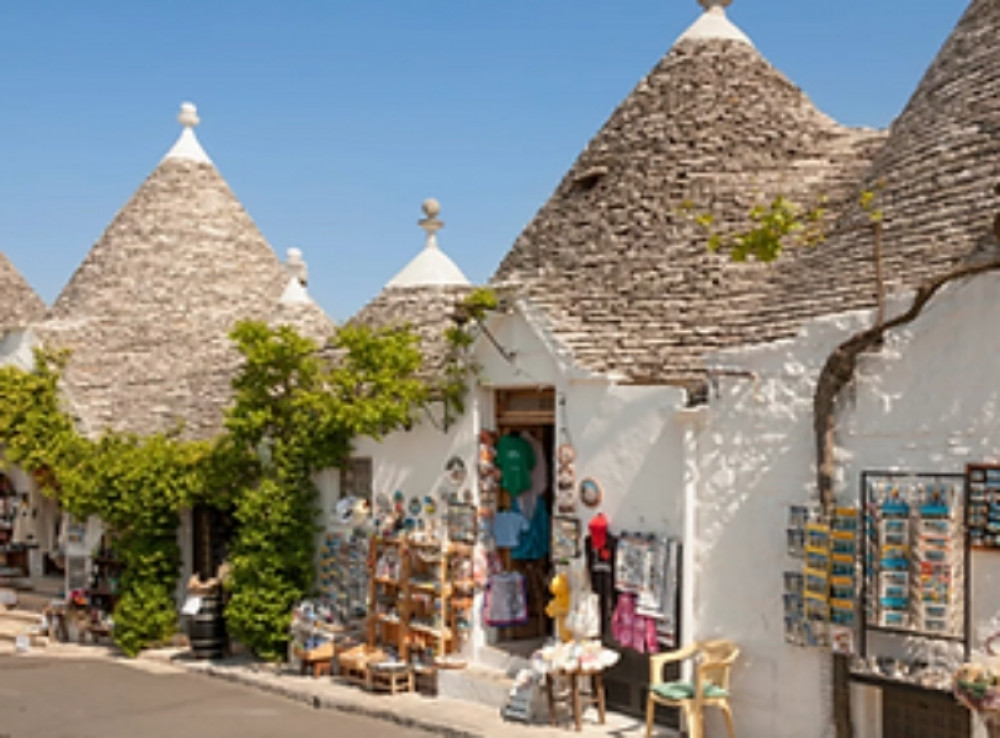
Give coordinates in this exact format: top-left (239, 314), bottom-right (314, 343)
top-left (545, 669), bottom-right (607, 732)
top-left (297, 641), bottom-right (335, 678)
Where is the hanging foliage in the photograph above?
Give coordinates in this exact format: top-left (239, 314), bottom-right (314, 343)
top-left (0, 350), bottom-right (210, 656)
top-left (218, 320), bottom-right (426, 660)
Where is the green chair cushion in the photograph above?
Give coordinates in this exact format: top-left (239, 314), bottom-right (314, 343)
top-left (652, 681), bottom-right (729, 700)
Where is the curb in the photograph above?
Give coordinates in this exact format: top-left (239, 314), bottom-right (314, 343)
top-left (205, 665), bottom-right (480, 738)
top-left (162, 656), bottom-right (482, 738)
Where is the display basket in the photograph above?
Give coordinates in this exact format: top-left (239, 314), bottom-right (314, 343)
top-left (954, 634), bottom-right (1000, 737)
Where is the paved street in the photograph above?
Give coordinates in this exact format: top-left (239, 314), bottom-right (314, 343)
top-left (0, 656), bottom-right (434, 738)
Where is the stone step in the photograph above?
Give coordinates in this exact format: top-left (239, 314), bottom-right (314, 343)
top-left (0, 611), bottom-right (48, 646)
top-left (438, 662), bottom-right (516, 711)
top-left (0, 607), bottom-right (44, 625)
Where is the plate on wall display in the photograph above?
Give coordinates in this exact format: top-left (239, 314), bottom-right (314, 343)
top-left (579, 478), bottom-right (603, 508)
top-left (557, 443), bottom-right (576, 467)
top-left (445, 456), bottom-right (467, 486)
top-left (408, 496), bottom-right (422, 516)
top-left (557, 468), bottom-right (575, 491)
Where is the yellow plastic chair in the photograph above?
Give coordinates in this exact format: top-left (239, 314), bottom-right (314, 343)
top-left (646, 639), bottom-right (739, 738)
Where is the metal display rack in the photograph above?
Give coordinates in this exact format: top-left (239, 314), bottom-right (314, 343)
top-left (966, 464), bottom-right (1000, 550)
top-left (854, 471), bottom-right (970, 693)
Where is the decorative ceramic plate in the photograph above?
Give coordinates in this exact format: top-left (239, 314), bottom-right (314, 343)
top-left (579, 478), bottom-right (603, 508)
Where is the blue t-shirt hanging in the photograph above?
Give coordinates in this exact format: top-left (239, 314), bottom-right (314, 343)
top-left (495, 433), bottom-right (535, 496)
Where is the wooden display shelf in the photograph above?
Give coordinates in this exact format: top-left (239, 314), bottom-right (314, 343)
top-left (409, 622), bottom-right (452, 639)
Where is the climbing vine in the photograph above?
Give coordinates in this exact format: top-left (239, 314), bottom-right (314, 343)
top-left (0, 350), bottom-right (209, 656)
top-left (438, 287), bottom-right (498, 425)
top-left (682, 194), bottom-right (828, 263)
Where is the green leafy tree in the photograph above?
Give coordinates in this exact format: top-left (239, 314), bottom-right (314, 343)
top-left (219, 320), bottom-right (426, 660)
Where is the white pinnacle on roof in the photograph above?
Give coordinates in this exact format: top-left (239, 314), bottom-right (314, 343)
top-left (386, 199), bottom-right (470, 288)
top-left (162, 101), bottom-right (213, 165)
top-left (677, 0), bottom-right (753, 47)
top-left (280, 247), bottom-right (314, 305)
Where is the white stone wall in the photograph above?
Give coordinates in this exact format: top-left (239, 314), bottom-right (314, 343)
top-left (340, 305), bottom-right (688, 663)
top-left (695, 275), bottom-right (1000, 738)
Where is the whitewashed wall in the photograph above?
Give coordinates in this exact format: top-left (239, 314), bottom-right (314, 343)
top-left (475, 305), bottom-right (688, 538)
top-left (344, 304), bottom-right (688, 661)
top-left (695, 274), bottom-right (1000, 738)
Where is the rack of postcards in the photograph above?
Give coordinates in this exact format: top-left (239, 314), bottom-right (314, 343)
top-left (318, 528), bottom-right (369, 627)
top-left (783, 504), bottom-right (860, 651)
top-left (850, 472), bottom-right (969, 692)
top-left (966, 464), bottom-right (1000, 549)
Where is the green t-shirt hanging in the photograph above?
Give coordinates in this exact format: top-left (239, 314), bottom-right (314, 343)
top-left (495, 434), bottom-right (536, 496)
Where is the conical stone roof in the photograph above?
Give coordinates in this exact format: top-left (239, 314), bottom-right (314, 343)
top-left (351, 199), bottom-right (471, 380)
top-left (40, 103), bottom-right (333, 439)
top-left (492, 4), bottom-right (884, 388)
top-left (772, 0), bottom-right (1000, 317)
top-left (0, 252), bottom-right (45, 332)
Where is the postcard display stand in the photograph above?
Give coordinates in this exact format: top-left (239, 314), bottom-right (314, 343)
top-left (784, 504), bottom-right (860, 651)
top-left (318, 529), bottom-right (368, 628)
top-left (853, 472), bottom-right (969, 692)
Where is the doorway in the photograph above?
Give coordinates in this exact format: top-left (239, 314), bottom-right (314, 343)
top-left (493, 388), bottom-right (555, 646)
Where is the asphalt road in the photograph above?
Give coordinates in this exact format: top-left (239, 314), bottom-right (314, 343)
top-left (0, 656), bottom-right (434, 738)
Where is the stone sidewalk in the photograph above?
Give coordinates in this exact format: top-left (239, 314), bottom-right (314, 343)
top-left (2, 639), bottom-right (676, 738)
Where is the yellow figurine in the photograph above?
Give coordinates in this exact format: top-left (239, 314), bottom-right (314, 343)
top-left (546, 573), bottom-right (572, 642)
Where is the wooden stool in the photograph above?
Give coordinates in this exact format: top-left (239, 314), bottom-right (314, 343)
top-left (546, 669), bottom-right (607, 731)
top-left (337, 645), bottom-right (383, 689)
top-left (369, 664), bottom-right (414, 695)
top-left (298, 641), bottom-right (335, 678)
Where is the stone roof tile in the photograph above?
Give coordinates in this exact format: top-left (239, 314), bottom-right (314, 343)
top-left (0, 252), bottom-right (45, 332)
top-left (492, 29), bottom-right (884, 389)
top-left (40, 118), bottom-right (333, 440)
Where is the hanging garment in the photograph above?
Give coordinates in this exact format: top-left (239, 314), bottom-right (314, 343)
top-left (484, 571), bottom-right (529, 627)
top-left (494, 433), bottom-right (535, 497)
top-left (614, 536), bottom-right (648, 593)
top-left (611, 592), bottom-right (660, 654)
top-left (586, 532), bottom-right (619, 635)
top-left (511, 498), bottom-right (550, 561)
top-left (637, 537), bottom-right (670, 617)
top-left (493, 510), bottom-right (529, 549)
top-left (519, 433), bottom-right (548, 522)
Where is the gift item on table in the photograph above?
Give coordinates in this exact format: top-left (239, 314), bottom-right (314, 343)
top-left (530, 639), bottom-right (620, 676)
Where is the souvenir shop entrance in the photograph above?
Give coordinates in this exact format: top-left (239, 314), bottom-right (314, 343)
top-left (489, 388), bottom-right (555, 647)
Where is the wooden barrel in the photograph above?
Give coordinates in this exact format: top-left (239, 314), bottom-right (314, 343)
top-left (187, 591), bottom-right (227, 659)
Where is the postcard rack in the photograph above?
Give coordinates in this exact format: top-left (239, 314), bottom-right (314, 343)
top-left (853, 471), bottom-right (970, 692)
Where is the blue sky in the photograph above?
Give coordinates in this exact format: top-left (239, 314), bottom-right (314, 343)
top-left (0, 1), bottom-right (968, 322)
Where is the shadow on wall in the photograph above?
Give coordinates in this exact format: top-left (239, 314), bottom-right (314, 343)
top-left (693, 343), bottom-right (835, 738)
